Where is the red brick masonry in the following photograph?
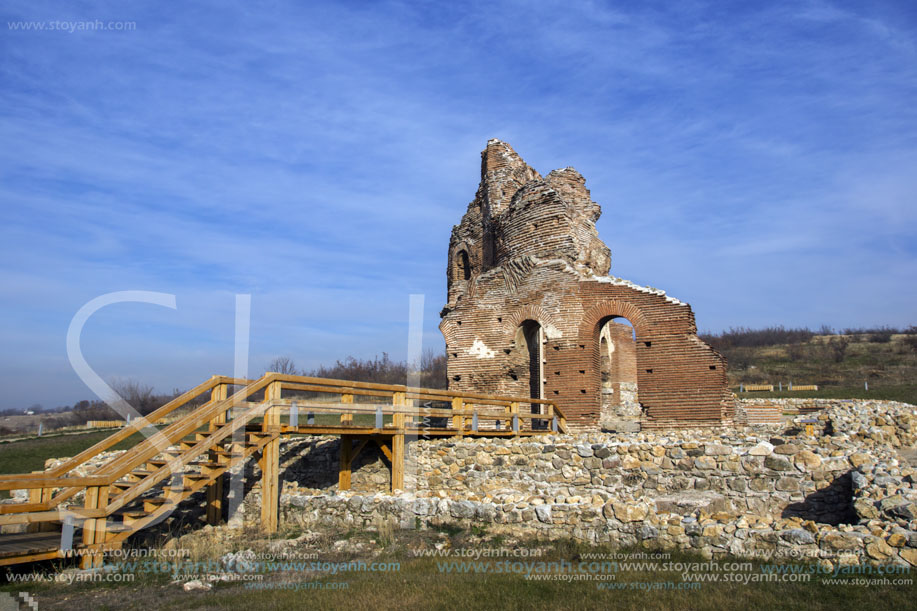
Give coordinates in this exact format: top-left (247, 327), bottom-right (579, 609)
top-left (440, 140), bottom-right (734, 430)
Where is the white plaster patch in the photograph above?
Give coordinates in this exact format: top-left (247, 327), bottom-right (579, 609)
top-left (468, 338), bottom-right (496, 359)
top-left (543, 323), bottom-right (562, 340)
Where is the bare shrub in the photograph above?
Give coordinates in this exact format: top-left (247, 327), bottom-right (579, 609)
top-left (827, 336), bottom-right (850, 363)
top-left (267, 356), bottom-right (300, 376)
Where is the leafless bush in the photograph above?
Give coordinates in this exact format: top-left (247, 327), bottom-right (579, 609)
top-left (301, 349), bottom-right (448, 389)
top-left (110, 378), bottom-right (158, 414)
top-left (904, 335), bottom-right (917, 353)
top-left (787, 343), bottom-right (805, 361)
top-left (267, 356), bottom-right (300, 376)
top-left (826, 336), bottom-right (850, 363)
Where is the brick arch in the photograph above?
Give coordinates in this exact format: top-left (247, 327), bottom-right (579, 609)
top-left (576, 299), bottom-right (652, 430)
top-left (579, 299), bottom-right (651, 340)
top-left (450, 240), bottom-right (470, 262)
top-left (449, 241), bottom-right (472, 281)
top-left (502, 304), bottom-right (562, 338)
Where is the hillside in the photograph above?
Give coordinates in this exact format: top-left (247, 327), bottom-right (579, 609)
top-left (699, 328), bottom-right (917, 405)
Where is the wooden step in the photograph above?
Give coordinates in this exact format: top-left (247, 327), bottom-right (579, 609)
top-left (103, 523), bottom-right (133, 540)
top-left (119, 510), bottom-right (149, 526)
top-left (142, 497), bottom-right (173, 513)
top-left (165, 486), bottom-right (192, 501)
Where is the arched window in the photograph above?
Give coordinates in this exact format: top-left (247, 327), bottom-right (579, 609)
top-left (456, 250), bottom-right (471, 281)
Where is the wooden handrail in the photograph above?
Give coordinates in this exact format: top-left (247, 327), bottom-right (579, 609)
top-left (90, 375), bottom-right (275, 483)
top-left (274, 373), bottom-right (559, 404)
top-left (0, 375), bottom-right (267, 492)
top-left (0, 397), bottom-right (278, 526)
top-left (0, 371), bottom-right (566, 497)
top-left (0, 376), bottom-right (224, 485)
top-left (264, 398), bottom-right (559, 422)
top-left (104, 399), bottom-right (278, 515)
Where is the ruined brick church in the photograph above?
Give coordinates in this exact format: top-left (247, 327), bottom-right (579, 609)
top-left (439, 140), bottom-right (735, 430)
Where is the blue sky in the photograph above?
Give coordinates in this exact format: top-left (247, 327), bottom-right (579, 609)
top-left (1, 0), bottom-right (915, 410)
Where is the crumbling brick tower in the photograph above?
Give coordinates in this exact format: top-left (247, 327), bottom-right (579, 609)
top-left (439, 139), bottom-right (735, 430)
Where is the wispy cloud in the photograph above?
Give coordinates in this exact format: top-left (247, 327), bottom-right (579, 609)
top-left (1, 0), bottom-right (915, 408)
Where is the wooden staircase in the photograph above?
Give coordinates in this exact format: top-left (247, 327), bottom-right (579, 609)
top-left (0, 372), bottom-right (566, 569)
top-left (0, 374), bottom-right (282, 568)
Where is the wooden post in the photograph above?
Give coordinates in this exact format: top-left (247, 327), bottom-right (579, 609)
top-left (392, 393), bottom-right (405, 492)
top-left (340, 393), bottom-right (354, 425)
top-left (510, 402), bottom-right (519, 437)
top-left (206, 472), bottom-right (223, 525)
top-left (451, 397), bottom-right (464, 438)
top-left (209, 382), bottom-right (228, 431)
top-left (26, 475), bottom-right (54, 533)
top-left (80, 485), bottom-right (109, 569)
top-left (260, 381), bottom-right (281, 533)
top-left (206, 382), bottom-right (228, 525)
top-left (339, 434), bottom-right (352, 490)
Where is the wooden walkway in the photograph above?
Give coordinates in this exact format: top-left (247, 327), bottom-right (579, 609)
top-left (0, 373), bottom-right (565, 568)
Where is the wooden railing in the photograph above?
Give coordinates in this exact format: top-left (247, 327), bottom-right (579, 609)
top-left (0, 372), bottom-right (565, 566)
top-left (269, 373), bottom-right (566, 435)
top-left (0, 375), bottom-right (248, 515)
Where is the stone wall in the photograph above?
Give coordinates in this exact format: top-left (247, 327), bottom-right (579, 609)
top-left (277, 400), bottom-right (917, 567)
top-left (440, 140), bottom-right (733, 430)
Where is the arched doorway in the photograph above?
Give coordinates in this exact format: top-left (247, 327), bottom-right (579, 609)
top-left (597, 316), bottom-right (639, 430)
top-left (511, 319), bottom-right (545, 428)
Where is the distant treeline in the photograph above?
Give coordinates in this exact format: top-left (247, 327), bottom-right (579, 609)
top-left (0, 380), bottom-right (185, 431)
top-left (700, 325), bottom-right (916, 352)
top-left (2, 353), bottom-right (450, 435)
top-left (273, 349), bottom-right (448, 389)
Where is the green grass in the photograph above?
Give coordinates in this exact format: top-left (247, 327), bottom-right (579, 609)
top-left (182, 554), bottom-right (915, 611)
top-left (0, 428), bottom-right (163, 498)
top-left (722, 334), bottom-right (917, 406)
top-left (6, 537), bottom-right (915, 611)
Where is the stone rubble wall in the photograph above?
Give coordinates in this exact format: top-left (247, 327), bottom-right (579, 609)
top-left (280, 400), bottom-right (917, 568)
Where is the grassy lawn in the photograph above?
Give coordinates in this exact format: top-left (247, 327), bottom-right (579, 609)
top-left (0, 428), bottom-right (164, 498)
top-left (721, 334), bottom-right (917, 401)
top-left (4, 533), bottom-right (914, 611)
top-left (176, 555), bottom-right (915, 611)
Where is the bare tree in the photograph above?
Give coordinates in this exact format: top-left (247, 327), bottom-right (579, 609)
top-left (267, 356), bottom-right (299, 376)
top-left (109, 378), bottom-right (156, 413)
top-left (828, 336), bottom-right (850, 363)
